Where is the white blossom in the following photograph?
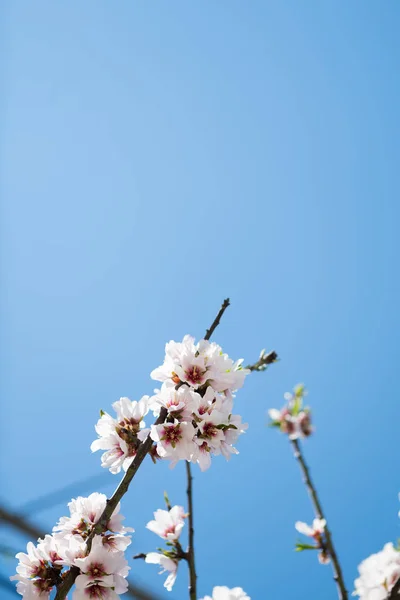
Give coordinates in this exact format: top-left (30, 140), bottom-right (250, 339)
top-left (354, 543), bottom-right (400, 599)
top-left (151, 335), bottom-right (249, 393)
top-left (53, 493), bottom-right (132, 541)
top-left (10, 578), bottom-right (51, 600)
top-left (13, 542), bottom-right (49, 581)
top-left (150, 421), bottom-right (197, 466)
top-left (146, 506), bottom-right (187, 541)
top-left (11, 540), bottom-right (61, 599)
top-left (149, 381), bottom-right (197, 421)
top-left (200, 586), bottom-right (251, 600)
top-left (91, 397), bottom-right (150, 474)
top-left (145, 552), bottom-right (178, 591)
top-left (269, 384), bottom-right (312, 440)
top-left (295, 519), bottom-right (326, 539)
top-left (73, 577), bottom-right (120, 600)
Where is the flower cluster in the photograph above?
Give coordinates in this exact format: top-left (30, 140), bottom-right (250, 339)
top-left (353, 543), bottom-right (400, 599)
top-left (269, 384), bottom-right (312, 440)
top-left (91, 336), bottom-right (249, 472)
top-left (140, 501), bottom-right (187, 591)
top-left (11, 493), bottom-right (132, 599)
top-left (149, 335), bottom-right (249, 470)
top-left (91, 397), bottom-right (150, 474)
top-left (200, 586), bottom-right (251, 600)
top-left (295, 518), bottom-right (330, 565)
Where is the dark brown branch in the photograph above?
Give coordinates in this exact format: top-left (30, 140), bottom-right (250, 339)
top-left (204, 298), bottom-right (230, 341)
top-left (245, 350), bottom-right (278, 372)
top-left (291, 439), bottom-right (348, 600)
top-left (183, 298), bottom-right (231, 598)
top-left (0, 505), bottom-right (159, 600)
top-left (388, 579), bottom-right (400, 599)
top-left (185, 461), bottom-right (197, 600)
top-left (54, 408), bottom-right (168, 600)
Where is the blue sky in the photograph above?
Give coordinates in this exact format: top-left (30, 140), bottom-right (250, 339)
top-left (1, 1), bottom-right (399, 598)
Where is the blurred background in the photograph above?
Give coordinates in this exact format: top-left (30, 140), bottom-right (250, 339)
top-left (1, 1), bottom-right (399, 598)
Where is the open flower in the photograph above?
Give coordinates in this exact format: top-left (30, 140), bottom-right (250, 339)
top-left (72, 536), bottom-right (129, 599)
top-left (150, 421), bottom-right (197, 465)
top-left (53, 493), bottom-right (131, 540)
top-left (146, 506), bottom-right (187, 541)
top-left (149, 381), bottom-right (196, 421)
top-left (295, 519), bottom-right (326, 539)
top-left (151, 335), bottom-right (249, 394)
top-left (295, 519), bottom-right (330, 565)
top-left (73, 577), bottom-right (120, 600)
top-left (91, 397), bottom-right (150, 474)
top-left (145, 553), bottom-right (178, 592)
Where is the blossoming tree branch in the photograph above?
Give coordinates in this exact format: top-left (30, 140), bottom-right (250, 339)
top-left (10, 299), bottom-right (399, 600)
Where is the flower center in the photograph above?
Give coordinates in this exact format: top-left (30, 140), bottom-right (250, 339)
top-left (185, 365), bottom-right (205, 385)
top-left (88, 562), bottom-right (107, 578)
top-left (201, 422), bottom-right (218, 439)
top-left (161, 425), bottom-right (183, 447)
top-left (86, 583), bottom-right (109, 599)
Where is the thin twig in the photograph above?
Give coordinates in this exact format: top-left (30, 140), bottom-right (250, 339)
top-left (291, 439), bottom-right (348, 600)
top-left (204, 298), bottom-right (230, 341)
top-left (245, 350), bottom-right (278, 372)
top-left (54, 408), bottom-right (168, 600)
top-left (185, 461), bottom-right (197, 600)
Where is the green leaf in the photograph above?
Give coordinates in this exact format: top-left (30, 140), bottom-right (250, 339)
top-left (295, 542), bottom-right (317, 552)
top-left (100, 409), bottom-right (105, 417)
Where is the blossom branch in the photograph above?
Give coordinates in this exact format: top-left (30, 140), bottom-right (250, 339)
top-left (183, 297), bottom-right (232, 599)
top-left (291, 438), bottom-right (348, 600)
top-left (0, 505), bottom-right (158, 600)
top-left (54, 407), bottom-right (168, 600)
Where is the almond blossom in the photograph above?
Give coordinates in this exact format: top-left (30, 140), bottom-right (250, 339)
top-left (146, 505), bottom-right (187, 541)
top-left (91, 397), bottom-right (150, 474)
top-left (145, 552), bottom-right (178, 592)
top-left (200, 586), bottom-right (251, 600)
top-left (269, 384), bottom-right (312, 440)
top-left (150, 421), bottom-right (197, 466)
top-left (10, 577), bottom-right (52, 600)
top-left (295, 518), bottom-right (326, 539)
top-left (53, 493), bottom-right (132, 541)
top-left (11, 539), bottom-right (63, 599)
top-left (73, 536), bottom-right (129, 598)
top-left (11, 492), bottom-right (134, 599)
top-left (150, 335), bottom-right (249, 394)
top-left (354, 543), bottom-right (400, 599)
top-left (295, 519), bottom-right (330, 565)
top-left (149, 381), bottom-right (197, 421)
top-left (73, 578), bottom-right (121, 600)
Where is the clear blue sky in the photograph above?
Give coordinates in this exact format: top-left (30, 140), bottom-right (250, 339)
top-left (1, 1), bottom-right (399, 599)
